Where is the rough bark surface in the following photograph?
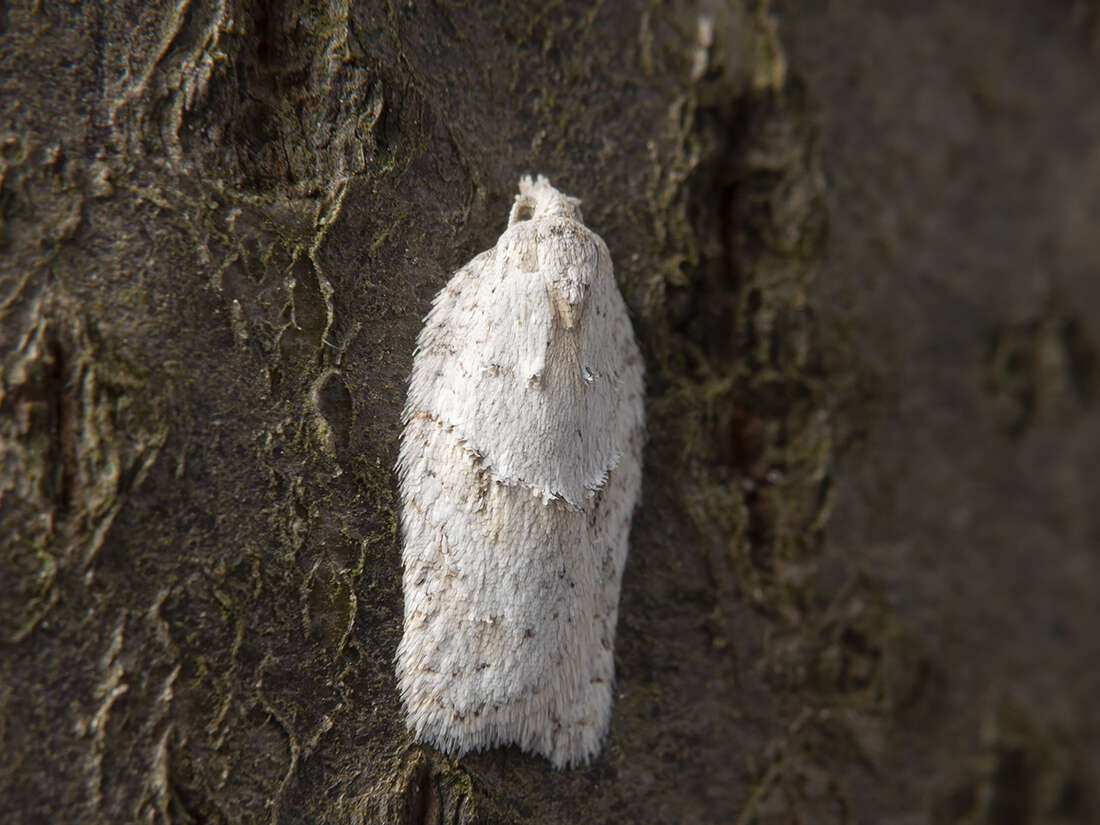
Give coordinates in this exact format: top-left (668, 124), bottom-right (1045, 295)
top-left (0, 1), bottom-right (1096, 824)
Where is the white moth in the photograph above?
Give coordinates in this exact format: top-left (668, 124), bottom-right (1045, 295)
top-left (395, 175), bottom-right (645, 768)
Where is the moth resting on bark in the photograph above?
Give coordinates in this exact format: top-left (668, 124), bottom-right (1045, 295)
top-left (395, 175), bottom-right (645, 768)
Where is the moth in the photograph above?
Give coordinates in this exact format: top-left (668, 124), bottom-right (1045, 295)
top-left (396, 175), bottom-right (644, 768)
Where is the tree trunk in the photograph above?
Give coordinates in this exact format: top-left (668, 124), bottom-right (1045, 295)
top-left (1, 1), bottom-right (1097, 823)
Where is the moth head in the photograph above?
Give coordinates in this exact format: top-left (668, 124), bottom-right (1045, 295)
top-left (509, 174), bottom-right (583, 225)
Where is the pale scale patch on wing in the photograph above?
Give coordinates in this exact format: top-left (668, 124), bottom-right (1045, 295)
top-left (406, 223), bottom-right (642, 505)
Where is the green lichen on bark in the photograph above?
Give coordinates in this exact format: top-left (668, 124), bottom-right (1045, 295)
top-left (1, 292), bottom-right (169, 643)
top-left (934, 698), bottom-right (1091, 825)
top-left (633, 4), bottom-right (942, 816)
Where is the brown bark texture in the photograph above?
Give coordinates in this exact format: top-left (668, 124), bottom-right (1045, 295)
top-left (0, 1), bottom-right (1097, 823)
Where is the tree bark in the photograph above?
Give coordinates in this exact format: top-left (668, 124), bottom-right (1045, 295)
top-left (1, 1), bottom-right (1096, 823)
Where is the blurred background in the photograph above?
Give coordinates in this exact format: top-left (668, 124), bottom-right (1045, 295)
top-left (1, 1), bottom-right (1096, 822)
